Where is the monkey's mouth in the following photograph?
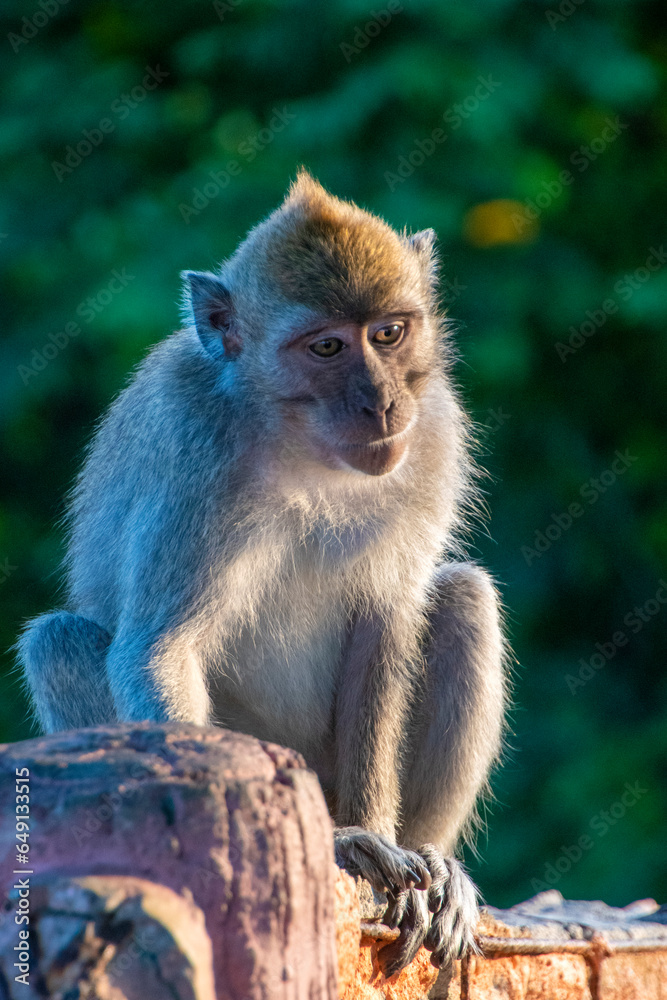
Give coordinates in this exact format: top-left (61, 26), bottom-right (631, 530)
top-left (338, 435), bottom-right (409, 476)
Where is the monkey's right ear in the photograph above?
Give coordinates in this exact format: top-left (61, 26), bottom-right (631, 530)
top-left (181, 271), bottom-right (238, 359)
top-left (408, 229), bottom-right (437, 256)
top-left (406, 229), bottom-right (439, 290)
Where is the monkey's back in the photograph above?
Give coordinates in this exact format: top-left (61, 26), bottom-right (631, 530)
top-left (64, 330), bottom-right (237, 631)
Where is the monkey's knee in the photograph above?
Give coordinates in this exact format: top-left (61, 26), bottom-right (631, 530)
top-left (19, 611), bottom-right (116, 733)
top-left (430, 561), bottom-right (499, 617)
top-left (426, 562), bottom-right (503, 660)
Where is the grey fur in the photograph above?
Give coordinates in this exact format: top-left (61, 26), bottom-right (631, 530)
top-left (18, 172), bottom-right (507, 975)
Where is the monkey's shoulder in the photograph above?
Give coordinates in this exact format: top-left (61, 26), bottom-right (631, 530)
top-left (70, 330), bottom-right (242, 525)
top-left (126, 328), bottom-right (227, 418)
top-left (91, 330), bottom-right (235, 454)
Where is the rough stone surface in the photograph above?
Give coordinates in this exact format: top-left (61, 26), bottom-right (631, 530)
top-left (357, 877), bottom-right (389, 920)
top-left (466, 891), bottom-right (667, 1000)
top-left (0, 875), bottom-right (215, 1000)
top-left (341, 932), bottom-right (440, 1000)
top-left (0, 724), bottom-right (338, 999)
top-left (339, 888), bottom-right (667, 999)
top-left (466, 953), bottom-right (592, 1000)
top-left (429, 964), bottom-right (461, 999)
top-left (334, 866), bottom-right (361, 994)
top-left (598, 953), bottom-right (667, 1000)
top-left (336, 867), bottom-right (439, 1000)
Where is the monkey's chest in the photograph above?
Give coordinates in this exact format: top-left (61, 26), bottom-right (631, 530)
top-left (208, 565), bottom-right (348, 757)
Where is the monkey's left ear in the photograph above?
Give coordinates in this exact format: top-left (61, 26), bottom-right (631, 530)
top-left (407, 229), bottom-right (439, 288)
top-left (182, 271), bottom-right (238, 359)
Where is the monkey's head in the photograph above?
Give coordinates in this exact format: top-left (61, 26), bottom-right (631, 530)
top-left (183, 171), bottom-right (444, 477)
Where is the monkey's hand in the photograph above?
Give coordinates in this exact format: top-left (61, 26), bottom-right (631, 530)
top-left (376, 847), bottom-right (478, 978)
top-left (420, 846), bottom-right (479, 969)
top-left (334, 827), bottom-right (434, 978)
top-left (333, 826), bottom-right (431, 895)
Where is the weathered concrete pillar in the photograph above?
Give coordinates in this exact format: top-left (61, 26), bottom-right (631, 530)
top-left (0, 723), bottom-right (339, 999)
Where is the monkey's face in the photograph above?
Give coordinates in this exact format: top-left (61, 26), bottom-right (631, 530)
top-left (277, 312), bottom-right (432, 477)
top-left (184, 174), bottom-right (442, 479)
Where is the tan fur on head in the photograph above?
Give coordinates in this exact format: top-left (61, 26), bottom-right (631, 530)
top-left (232, 169), bottom-right (435, 321)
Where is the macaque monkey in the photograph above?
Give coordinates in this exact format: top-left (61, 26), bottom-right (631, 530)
top-left (20, 172), bottom-right (506, 976)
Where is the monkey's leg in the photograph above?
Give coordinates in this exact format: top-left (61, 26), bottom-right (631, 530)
top-left (401, 561), bottom-right (505, 850)
top-left (18, 611), bottom-right (117, 734)
top-left (383, 562), bottom-right (505, 974)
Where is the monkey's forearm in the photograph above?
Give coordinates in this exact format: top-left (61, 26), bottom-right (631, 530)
top-left (334, 613), bottom-right (416, 839)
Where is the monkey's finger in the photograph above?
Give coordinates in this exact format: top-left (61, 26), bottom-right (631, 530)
top-left (423, 857), bottom-right (479, 964)
top-left (387, 848), bottom-right (430, 891)
top-left (383, 888), bottom-right (409, 928)
top-left (417, 843), bottom-right (449, 911)
top-left (406, 866), bottom-right (429, 890)
top-left (355, 838), bottom-right (431, 892)
top-left (427, 908), bottom-right (478, 970)
top-left (377, 889), bottom-right (430, 979)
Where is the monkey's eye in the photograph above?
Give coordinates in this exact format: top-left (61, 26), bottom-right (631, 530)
top-left (372, 323), bottom-right (404, 346)
top-left (309, 337), bottom-right (345, 358)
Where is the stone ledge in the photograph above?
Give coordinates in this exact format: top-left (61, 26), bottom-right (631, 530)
top-left (1, 725), bottom-right (665, 999)
top-left (336, 882), bottom-right (667, 1000)
top-left (468, 892), bottom-right (667, 1000)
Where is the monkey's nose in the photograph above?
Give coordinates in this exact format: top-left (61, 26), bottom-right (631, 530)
top-left (363, 399), bottom-right (392, 417)
top-left (362, 399), bottom-right (394, 435)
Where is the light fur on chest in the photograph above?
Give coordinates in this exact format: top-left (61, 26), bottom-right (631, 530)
top-left (205, 531), bottom-right (353, 750)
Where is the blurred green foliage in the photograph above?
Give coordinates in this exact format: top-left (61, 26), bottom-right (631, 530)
top-left (1, 0), bottom-right (665, 909)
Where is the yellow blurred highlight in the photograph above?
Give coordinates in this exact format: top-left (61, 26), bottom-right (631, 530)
top-left (463, 199), bottom-right (539, 248)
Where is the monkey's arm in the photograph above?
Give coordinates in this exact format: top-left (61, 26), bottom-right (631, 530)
top-left (334, 608), bottom-right (414, 837)
top-left (332, 608), bottom-right (433, 884)
top-left (332, 608), bottom-right (438, 971)
top-left (102, 495), bottom-right (216, 726)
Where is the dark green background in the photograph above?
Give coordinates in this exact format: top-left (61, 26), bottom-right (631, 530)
top-left (1, 0), bottom-right (665, 909)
